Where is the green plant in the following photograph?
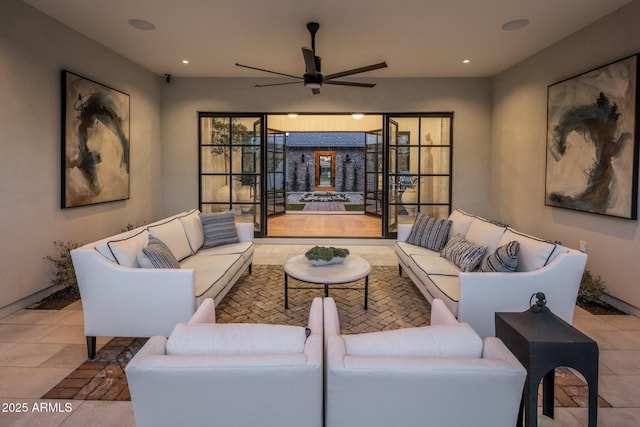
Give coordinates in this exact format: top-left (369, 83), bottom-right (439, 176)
top-left (286, 203), bottom-right (305, 211)
top-left (209, 117), bottom-right (253, 179)
top-left (44, 240), bottom-right (82, 291)
top-left (305, 246), bottom-right (350, 261)
top-left (121, 221), bottom-right (147, 233)
top-left (344, 204), bottom-right (364, 211)
top-left (578, 270), bottom-right (608, 306)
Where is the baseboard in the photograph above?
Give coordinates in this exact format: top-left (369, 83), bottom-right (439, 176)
top-left (0, 284), bottom-right (65, 319)
top-left (601, 293), bottom-right (640, 317)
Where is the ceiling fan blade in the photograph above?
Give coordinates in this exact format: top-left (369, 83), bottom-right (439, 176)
top-left (324, 62), bottom-right (388, 81)
top-left (312, 88), bottom-right (321, 95)
top-left (235, 63), bottom-right (302, 80)
top-left (255, 81), bottom-right (302, 88)
top-left (302, 47), bottom-right (317, 75)
top-left (324, 80), bottom-right (376, 88)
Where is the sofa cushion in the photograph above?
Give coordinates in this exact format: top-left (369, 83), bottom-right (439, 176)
top-left (106, 230), bottom-right (149, 267)
top-left (440, 235), bottom-right (487, 272)
top-left (427, 275), bottom-right (460, 310)
top-left (342, 323), bottom-right (482, 359)
top-left (181, 253), bottom-right (244, 298)
top-left (447, 209), bottom-right (476, 240)
top-left (178, 209), bottom-right (204, 253)
top-left (147, 218), bottom-right (193, 261)
top-left (166, 323), bottom-right (307, 356)
top-left (197, 241), bottom-right (254, 264)
top-left (138, 236), bottom-right (181, 269)
top-left (498, 229), bottom-right (558, 272)
top-left (395, 242), bottom-right (440, 268)
top-left (200, 211), bottom-right (240, 248)
top-left (410, 254), bottom-right (461, 276)
top-left (479, 240), bottom-right (520, 273)
top-left (464, 218), bottom-right (506, 258)
top-left (406, 214), bottom-right (452, 251)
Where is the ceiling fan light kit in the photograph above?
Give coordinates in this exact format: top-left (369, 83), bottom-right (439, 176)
top-left (236, 22), bottom-right (387, 95)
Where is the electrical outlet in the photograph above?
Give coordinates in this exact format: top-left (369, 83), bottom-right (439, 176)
top-left (579, 240), bottom-right (588, 253)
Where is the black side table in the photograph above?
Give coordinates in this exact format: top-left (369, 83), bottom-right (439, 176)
top-left (495, 303), bottom-right (598, 427)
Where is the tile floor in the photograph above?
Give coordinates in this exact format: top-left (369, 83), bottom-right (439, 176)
top-left (0, 241), bottom-right (639, 426)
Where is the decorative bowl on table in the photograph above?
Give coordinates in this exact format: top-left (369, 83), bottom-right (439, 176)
top-left (305, 246), bottom-right (350, 266)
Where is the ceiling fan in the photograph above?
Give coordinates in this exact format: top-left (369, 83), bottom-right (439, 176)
top-left (236, 22), bottom-right (388, 95)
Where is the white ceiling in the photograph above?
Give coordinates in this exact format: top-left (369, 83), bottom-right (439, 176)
top-left (22, 0), bottom-right (633, 79)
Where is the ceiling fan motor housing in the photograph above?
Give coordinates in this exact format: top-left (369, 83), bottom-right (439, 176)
top-left (304, 73), bottom-right (323, 87)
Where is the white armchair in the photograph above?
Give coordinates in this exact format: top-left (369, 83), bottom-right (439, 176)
top-left (323, 298), bottom-right (526, 427)
top-left (125, 297), bottom-right (324, 427)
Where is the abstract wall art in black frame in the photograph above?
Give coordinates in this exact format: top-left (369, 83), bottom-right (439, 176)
top-left (61, 70), bottom-right (130, 208)
top-left (545, 54), bottom-right (639, 219)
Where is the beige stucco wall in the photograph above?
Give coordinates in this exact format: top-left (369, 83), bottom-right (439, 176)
top-left (0, 0), bottom-right (162, 314)
top-left (491, 0), bottom-right (640, 312)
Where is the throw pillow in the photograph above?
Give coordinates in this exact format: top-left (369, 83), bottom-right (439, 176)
top-left (479, 240), bottom-right (520, 272)
top-left (178, 209), bottom-right (205, 253)
top-left (497, 229), bottom-right (558, 272)
top-left (138, 236), bottom-right (181, 269)
top-left (107, 230), bottom-right (150, 267)
top-left (440, 234), bottom-right (487, 272)
top-left (200, 210), bottom-right (240, 248)
top-left (147, 218), bottom-right (192, 261)
top-left (406, 213), bottom-right (452, 251)
top-left (342, 323), bottom-right (483, 359)
top-left (166, 323), bottom-right (307, 356)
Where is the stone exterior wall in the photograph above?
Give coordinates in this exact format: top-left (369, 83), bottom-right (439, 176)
top-left (287, 147), bottom-right (365, 192)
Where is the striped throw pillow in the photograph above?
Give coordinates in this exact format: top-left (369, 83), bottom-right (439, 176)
top-left (138, 236), bottom-right (181, 269)
top-left (440, 234), bottom-right (487, 272)
top-left (480, 240), bottom-right (520, 272)
top-left (407, 214), bottom-right (452, 251)
top-left (200, 210), bottom-right (240, 248)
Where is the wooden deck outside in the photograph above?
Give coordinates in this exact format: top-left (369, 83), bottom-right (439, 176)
top-left (267, 214), bottom-right (382, 237)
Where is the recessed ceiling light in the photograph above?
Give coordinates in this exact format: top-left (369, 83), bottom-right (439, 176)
top-left (288, 113), bottom-right (298, 118)
top-left (182, 59), bottom-right (190, 64)
top-left (463, 59), bottom-right (471, 64)
top-left (128, 19), bottom-right (156, 31)
top-left (501, 19), bottom-right (530, 31)
top-left (352, 113), bottom-right (364, 120)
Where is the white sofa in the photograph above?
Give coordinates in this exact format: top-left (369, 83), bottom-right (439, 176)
top-left (323, 297), bottom-right (526, 427)
top-left (126, 297), bottom-right (324, 427)
top-left (71, 209), bottom-right (254, 358)
top-left (396, 209), bottom-right (587, 338)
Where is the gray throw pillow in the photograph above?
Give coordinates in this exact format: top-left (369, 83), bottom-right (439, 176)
top-left (139, 236), bottom-right (181, 269)
top-left (406, 213), bottom-right (452, 251)
top-left (480, 240), bottom-right (520, 272)
top-left (200, 210), bottom-right (240, 248)
top-left (440, 234), bottom-right (487, 272)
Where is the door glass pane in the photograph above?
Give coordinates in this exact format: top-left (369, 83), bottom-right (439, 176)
top-left (365, 131), bottom-right (383, 216)
top-left (266, 131), bottom-right (285, 217)
top-left (419, 176), bottom-right (450, 204)
top-left (420, 147), bottom-right (451, 174)
top-left (199, 114), bottom-right (262, 233)
top-left (319, 155), bottom-right (332, 186)
top-left (387, 115), bottom-right (452, 235)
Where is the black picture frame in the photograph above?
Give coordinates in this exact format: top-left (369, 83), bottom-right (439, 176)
top-left (545, 54), bottom-right (639, 219)
top-left (61, 70), bottom-right (130, 208)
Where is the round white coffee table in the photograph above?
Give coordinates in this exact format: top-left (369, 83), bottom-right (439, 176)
top-left (284, 254), bottom-right (371, 309)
